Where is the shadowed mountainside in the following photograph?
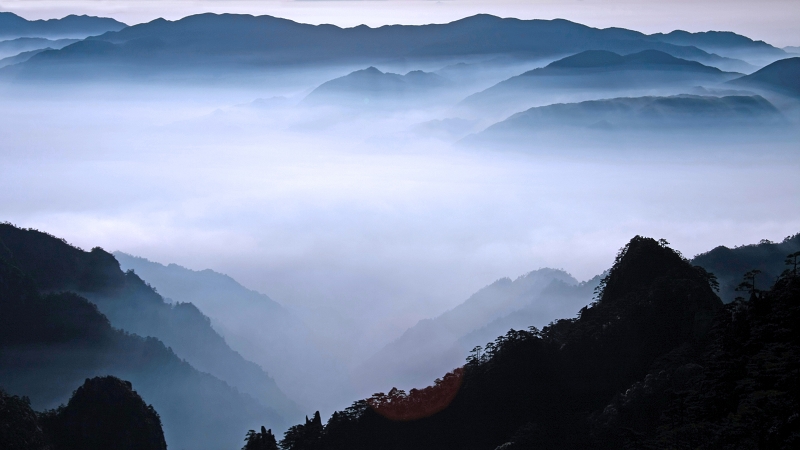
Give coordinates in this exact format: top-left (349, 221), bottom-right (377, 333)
top-left (0, 224), bottom-right (292, 450)
top-left (113, 251), bottom-right (355, 416)
top-left (276, 236), bottom-right (750, 450)
top-left (692, 233), bottom-right (800, 303)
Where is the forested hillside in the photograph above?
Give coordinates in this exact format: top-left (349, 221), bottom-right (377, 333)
top-left (271, 236), bottom-right (800, 449)
top-left (0, 224), bottom-right (287, 450)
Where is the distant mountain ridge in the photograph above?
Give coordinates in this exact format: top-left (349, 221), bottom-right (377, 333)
top-left (0, 13), bottom-right (778, 81)
top-left (304, 67), bottom-right (451, 107)
top-left (113, 252), bottom-right (355, 416)
top-left (729, 57), bottom-right (800, 96)
top-left (471, 94), bottom-right (784, 141)
top-left (460, 50), bottom-right (741, 117)
top-left (0, 12), bottom-right (126, 39)
top-left (355, 268), bottom-right (591, 393)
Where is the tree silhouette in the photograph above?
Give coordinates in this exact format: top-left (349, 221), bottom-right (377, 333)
top-left (736, 269), bottom-right (763, 298)
top-left (243, 426), bottom-right (278, 450)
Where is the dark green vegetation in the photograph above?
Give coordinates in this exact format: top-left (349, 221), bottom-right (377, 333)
top-left (0, 223), bottom-right (291, 450)
top-left (274, 236), bottom-right (800, 449)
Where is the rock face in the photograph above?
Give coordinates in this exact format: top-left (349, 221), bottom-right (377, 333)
top-left (40, 376), bottom-right (167, 450)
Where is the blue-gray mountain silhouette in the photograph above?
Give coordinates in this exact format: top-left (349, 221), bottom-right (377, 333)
top-left (474, 94), bottom-right (783, 138)
top-left (729, 57), bottom-right (800, 96)
top-left (647, 29), bottom-right (787, 63)
top-left (460, 50), bottom-right (741, 116)
top-left (1, 14), bottom-right (767, 81)
top-left (0, 47), bottom-right (50, 67)
top-left (0, 37), bottom-right (78, 59)
top-left (0, 12), bottom-right (126, 39)
top-left (304, 67), bottom-right (450, 107)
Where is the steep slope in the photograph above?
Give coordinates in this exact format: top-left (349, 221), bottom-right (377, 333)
top-left (113, 252), bottom-right (355, 416)
top-left (0, 12), bottom-right (126, 39)
top-left (729, 57), bottom-right (800, 96)
top-left (1, 13), bottom-right (763, 81)
top-left (692, 233), bottom-right (800, 302)
top-left (278, 236), bottom-right (725, 450)
top-left (0, 223), bottom-right (301, 423)
top-left (355, 268), bottom-right (582, 393)
top-left (461, 50), bottom-right (741, 117)
top-left (0, 245), bottom-right (283, 450)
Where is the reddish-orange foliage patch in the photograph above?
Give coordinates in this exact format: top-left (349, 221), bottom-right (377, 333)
top-left (367, 367), bottom-right (464, 421)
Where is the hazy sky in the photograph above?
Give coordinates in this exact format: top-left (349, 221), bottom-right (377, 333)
top-left (2, 0), bottom-right (799, 47)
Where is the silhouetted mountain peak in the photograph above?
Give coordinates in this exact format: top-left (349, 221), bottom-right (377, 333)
top-left (40, 376), bottom-right (167, 450)
top-left (598, 236), bottom-right (692, 301)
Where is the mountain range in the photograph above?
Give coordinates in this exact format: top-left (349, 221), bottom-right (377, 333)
top-left (0, 12), bottom-right (126, 39)
top-left (0, 13), bottom-right (785, 81)
top-left (459, 50), bottom-right (742, 117)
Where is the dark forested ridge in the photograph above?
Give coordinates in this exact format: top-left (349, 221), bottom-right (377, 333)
top-left (0, 223), bottom-right (288, 450)
top-left (2, 375), bottom-right (167, 450)
top-left (271, 236), bottom-right (800, 450)
top-left (693, 233), bottom-right (800, 302)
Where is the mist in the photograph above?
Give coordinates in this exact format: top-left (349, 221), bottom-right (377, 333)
top-left (1, 11), bottom-right (800, 448)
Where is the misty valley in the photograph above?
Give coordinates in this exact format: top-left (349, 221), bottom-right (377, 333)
top-left (1, 9), bottom-right (800, 450)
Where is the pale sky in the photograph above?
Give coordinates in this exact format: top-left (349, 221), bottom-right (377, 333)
top-left (1, 0), bottom-right (799, 47)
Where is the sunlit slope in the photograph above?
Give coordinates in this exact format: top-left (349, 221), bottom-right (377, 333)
top-left (0, 14), bottom-right (772, 81)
